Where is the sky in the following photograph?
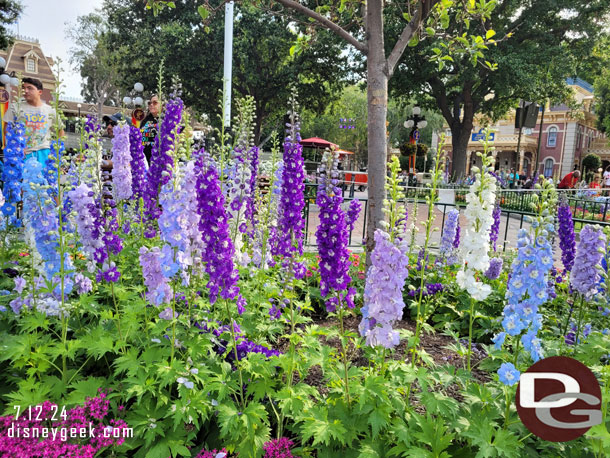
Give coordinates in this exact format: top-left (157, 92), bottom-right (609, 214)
top-left (10, 0), bottom-right (104, 99)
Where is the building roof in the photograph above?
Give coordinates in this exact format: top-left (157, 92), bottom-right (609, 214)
top-left (0, 36), bottom-right (57, 88)
top-left (566, 77), bottom-right (594, 94)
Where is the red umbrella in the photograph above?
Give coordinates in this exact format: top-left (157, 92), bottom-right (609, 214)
top-left (299, 137), bottom-right (339, 149)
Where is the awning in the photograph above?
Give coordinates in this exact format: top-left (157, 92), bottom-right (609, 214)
top-left (299, 137), bottom-right (339, 149)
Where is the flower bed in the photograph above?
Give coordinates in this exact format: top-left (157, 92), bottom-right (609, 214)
top-left (0, 99), bottom-right (609, 458)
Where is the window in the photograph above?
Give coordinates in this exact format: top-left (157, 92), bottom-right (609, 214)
top-left (576, 127), bottom-right (583, 149)
top-left (547, 127), bottom-right (558, 147)
top-left (26, 58), bottom-right (36, 73)
top-left (544, 158), bottom-right (554, 177)
top-left (587, 132), bottom-right (593, 149)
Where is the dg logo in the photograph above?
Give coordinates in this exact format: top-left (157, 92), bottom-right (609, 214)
top-left (516, 356), bottom-right (602, 442)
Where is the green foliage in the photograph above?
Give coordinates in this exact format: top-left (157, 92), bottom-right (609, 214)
top-left (0, 0), bottom-right (21, 50)
top-left (582, 153), bottom-right (602, 176)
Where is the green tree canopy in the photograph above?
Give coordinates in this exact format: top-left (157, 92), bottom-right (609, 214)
top-left (94, 0), bottom-right (350, 143)
top-left (389, 0), bottom-right (610, 177)
top-left (0, 0), bottom-right (21, 50)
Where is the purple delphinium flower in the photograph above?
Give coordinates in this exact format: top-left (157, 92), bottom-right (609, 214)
top-left (557, 198), bottom-right (576, 273)
top-left (489, 170), bottom-right (506, 188)
top-left (1, 121), bottom-right (26, 227)
top-left (359, 229), bottom-right (409, 348)
top-left (346, 199), bottom-right (362, 233)
top-left (74, 273), bottom-right (93, 295)
top-left (272, 112), bottom-right (305, 258)
top-left (485, 257), bottom-right (503, 280)
top-left (408, 282), bottom-right (444, 297)
top-left (453, 223), bottom-right (460, 249)
top-left (195, 151), bottom-right (245, 314)
top-left (129, 125), bottom-right (147, 203)
top-left (93, 200), bottom-right (123, 283)
top-left (111, 123), bottom-right (132, 201)
top-left (490, 204), bottom-right (501, 252)
top-left (570, 225), bottom-right (606, 297)
top-left (315, 149), bottom-right (352, 311)
top-left (143, 95), bottom-right (183, 237)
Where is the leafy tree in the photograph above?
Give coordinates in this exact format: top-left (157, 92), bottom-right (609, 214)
top-left (145, 0), bottom-right (496, 257)
top-left (66, 11), bottom-right (122, 119)
top-left (390, 0), bottom-right (610, 177)
top-left (595, 70), bottom-right (610, 135)
top-left (96, 0), bottom-right (349, 143)
top-left (582, 153), bottom-right (601, 180)
top-left (0, 0), bottom-right (22, 50)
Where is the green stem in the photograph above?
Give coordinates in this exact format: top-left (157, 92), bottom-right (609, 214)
top-left (224, 299), bottom-right (245, 409)
top-left (110, 282), bottom-right (123, 342)
top-left (574, 295), bottom-right (586, 348)
top-left (338, 295), bottom-right (351, 406)
top-left (467, 297), bottom-right (476, 371)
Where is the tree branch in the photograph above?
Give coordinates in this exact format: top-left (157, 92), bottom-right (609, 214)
top-left (273, 0), bottom-right (367, 54)
top-left (387, 2), bottom-right (424, 76)
top-left (429, 76), bottom-right (454, 125)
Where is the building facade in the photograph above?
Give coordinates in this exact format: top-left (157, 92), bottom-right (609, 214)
top-left (433, 78), bottom-right (607, 181)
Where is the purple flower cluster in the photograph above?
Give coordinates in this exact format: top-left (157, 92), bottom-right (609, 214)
top-left (263, 437), bottom-right (297, 458)
top-left (273, 120), bottom-right (305, 258)
top-left (111, 123), bottom-right (132, 201)
top-left (453, 224), bottom-right (461, 249)
top-left (315, 150), bottom-right (352, 310)
top-left (346, 199), bottom-right (362, 233)
top-left (359, 229), bottom-right (409, 348)
top-left (490, 204), bottom-right (501, 251)
top-left (570, 225), bottom-right (606, 297)
top-left (245, 145), bottom-right (260, 235)
top-left (93, 200), bottom-right (123, 283)
top-left (129, 125), bottom-right (147, 203)
top-left (1, 121), bottom-right (26, 226)
top-left (196, 152), bottom-right (245, 314)
top-left (557, 199), bottom-right (576, 273)
top-left (143, 96), bottom-right (183, 237)
top-left (408, 283), bottom-right (444, 297)
top-left (485, 257), bottom-right (503, 280)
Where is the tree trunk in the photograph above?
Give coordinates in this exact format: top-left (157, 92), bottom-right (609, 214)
top-left (451, 124), bottom-right (471, 179)
top-left (365, 0), bottom-right (388, 258)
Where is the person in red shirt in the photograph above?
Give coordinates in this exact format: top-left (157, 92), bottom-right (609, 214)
top-left (557, 170), bottom-right (581, 189)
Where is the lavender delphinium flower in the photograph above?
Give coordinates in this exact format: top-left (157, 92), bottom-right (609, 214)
top-left (111, 123), bottom-right (132, 202)
top-left (143, 95), bottom-right (183, 237)
top-left (570, 225), bottom-right (606, 297)
top-left (68, 184), bottom-right (105, 272)
top-left (139, 246), bottom-right (172, 306)
top-left (485, 257), bottom-right (503, 280)
top-left (490, 204), bottom-right (501, 252)
top-left (315, 149), bottom-right (352, 311)
top-left (196, 151), bottom-right (245, 314)
top-left (1, 121), bottom-right (26, 227)
top-left (557, 198), bottom-right (576, 273)
top-left (359, 229), bottom-right (409, 348)
top-left (129, 125), bottom-right (147, 203)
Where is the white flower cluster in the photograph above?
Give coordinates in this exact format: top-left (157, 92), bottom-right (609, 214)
top-left (456, 158), bottom-right (497, 301)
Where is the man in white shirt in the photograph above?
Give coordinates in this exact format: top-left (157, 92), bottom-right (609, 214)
top-left (4, 77), bottom-right (64, 167)
top-left (603, 167), bottom-right (610, 190)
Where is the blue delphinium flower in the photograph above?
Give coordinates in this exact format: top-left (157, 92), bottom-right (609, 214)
top-left (498, 362), bottom-right (520, 386)
top-left (1, 121), bottom-right (26, 226)
top-left (22, 157), bottom-right (74, 292)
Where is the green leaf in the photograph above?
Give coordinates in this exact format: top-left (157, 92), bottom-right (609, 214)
top-left (197, 5), bottom-right (209, 21)
top-left (408, 35), bottom-right (420, 48)
top-left (425, 27), bottom-right (435, 37)
top-left (403, 13), bottom-right (412, 22)
top-left (486, 29), bottom-right (496, 40)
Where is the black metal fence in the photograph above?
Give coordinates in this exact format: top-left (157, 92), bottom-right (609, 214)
top-left (302, 185), bottom-right (610, 250)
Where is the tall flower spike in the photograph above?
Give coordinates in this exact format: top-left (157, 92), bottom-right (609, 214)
top-left (359, 156), bottom-right (409, 348)
top-left (1, 121), bottom-right (26, 227)
top-left (439, 208), bottom-right (460, 265)
top-left (195, 151), bottom-right (246, 314)
top-left (272, 92), bottom-right (305, 258)
top-left (456, 133), bottom-right (497, 301)
top-left (129, 125), bottom-right (148, 203)
top-left (570, 225), bottom-right (606, 298)
top-left (315, 148), bottom-right (353, 310)
top-left (111, 123), bottom-right (133, 202)
top-left (557, 196), bottom-right (576, 273)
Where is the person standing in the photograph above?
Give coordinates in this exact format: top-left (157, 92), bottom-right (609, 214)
top-left (140, 94), bottom-right (160, 165)
top-left (4, 77), bottom-right (64, 166)
top-left (603, 166), bottom-right (610, 195)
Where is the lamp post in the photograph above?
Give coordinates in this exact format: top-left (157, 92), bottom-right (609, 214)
top-left (122, 82), bottom-right (145, 125)
top-left (403, 105), bottom-right (428, 174)
top-left (77, 103), bottom-right (81, 118)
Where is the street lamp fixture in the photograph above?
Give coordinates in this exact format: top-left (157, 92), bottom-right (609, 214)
top-left (403, 105), bottom-right (427, 174)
